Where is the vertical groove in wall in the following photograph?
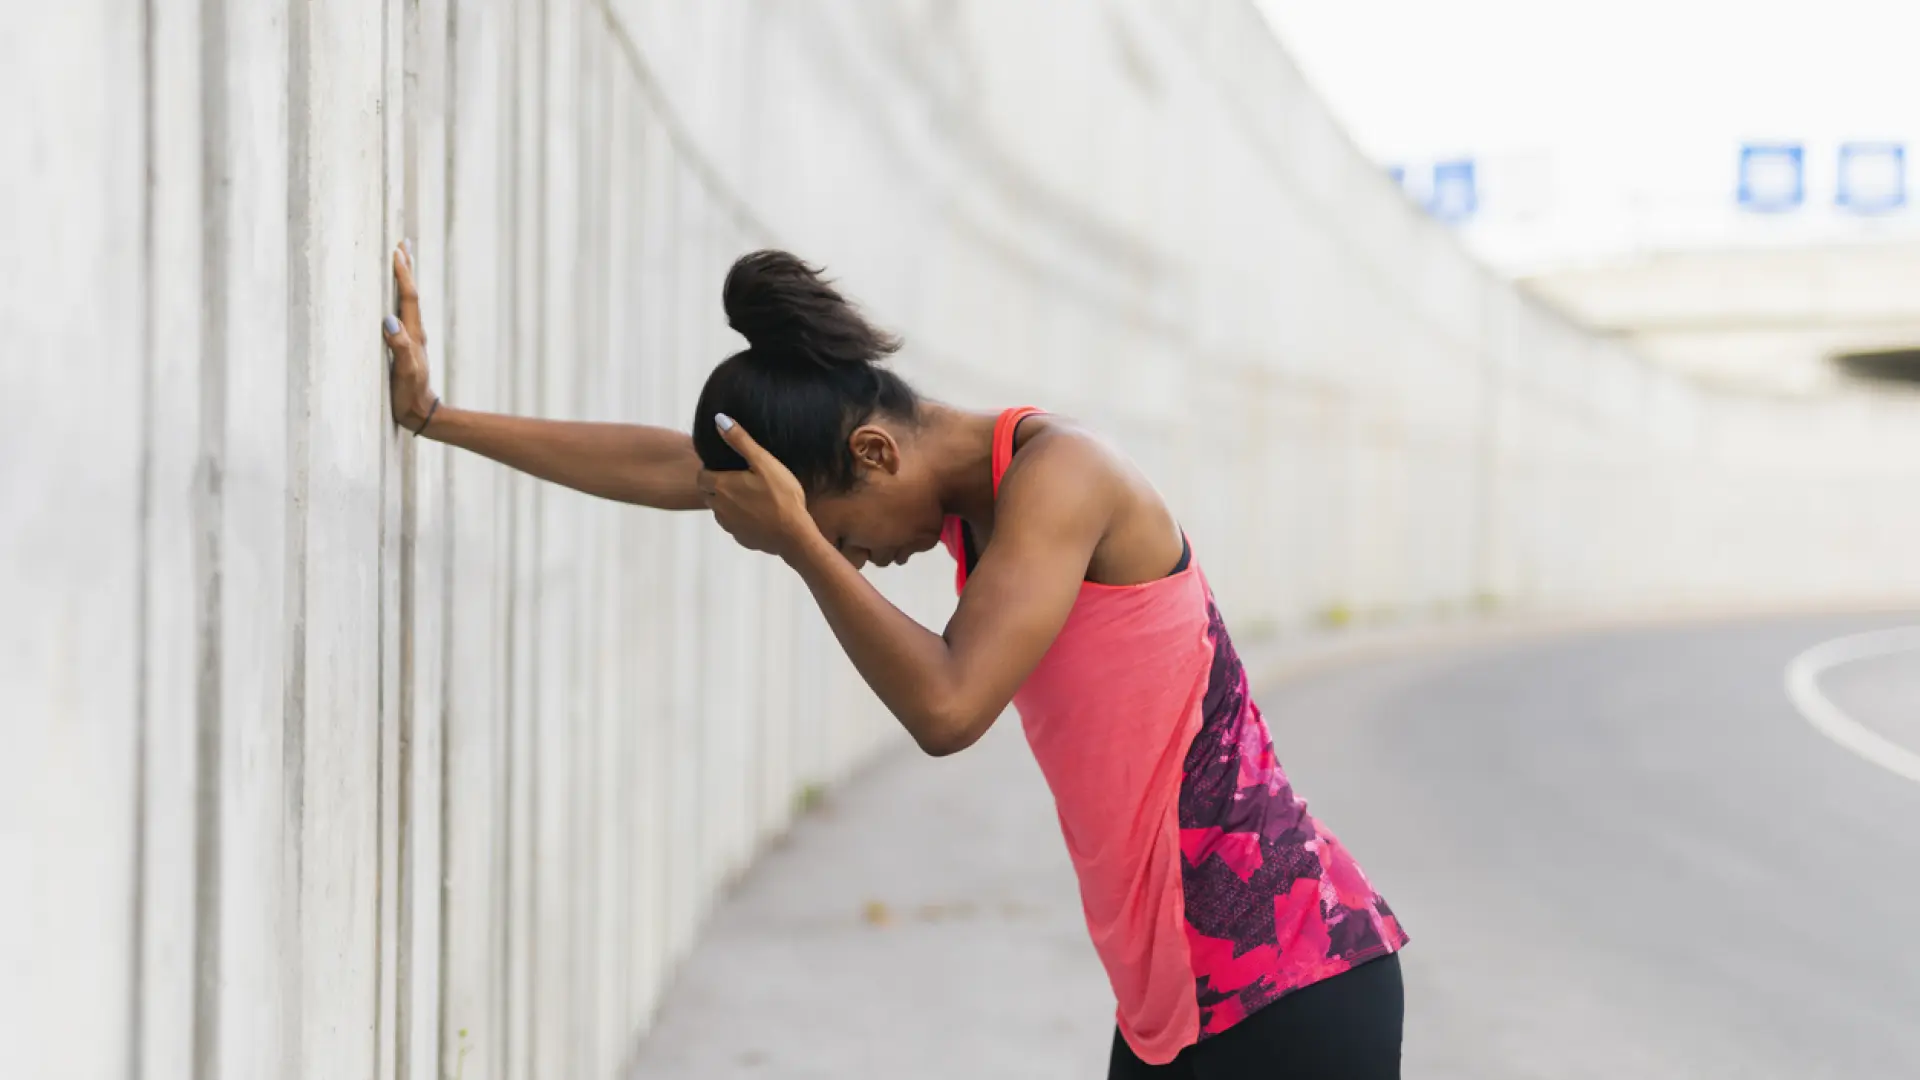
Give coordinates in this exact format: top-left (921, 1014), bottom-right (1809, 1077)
top-left (564, 14), bottom-right (587, 1068)
top-left (128, 1), bottom-right (159, 1076)
top-left (392, 0), bottom-right (434, 1076)
top-left (282, 1), bottom-right (313, 1076)
top-left (596, 21), bottom-right (613, 1064)
top-left (609, 85), bottom-right (630, 1057)
top-left (434, 0), bottom-right (459, 1073)
top-left (657, 161), bottom-right (681, 971)
top-left (498, 2), bottom-right (524, 1076)
top-left (526, 0), bottom-right (551, 1073)
top-left (619, 91), bottom-right (647, 1052)
top-left (373, 0), bottom-right (393, 1069)
top-left (395, 502), bottom-right (417, 1080)
top-left (192, 0), bottom-right (231, 1077)
top-left (564, 13), bottom-right (582, 1069)
top-left (377, 0), bottom-right (409, 1074)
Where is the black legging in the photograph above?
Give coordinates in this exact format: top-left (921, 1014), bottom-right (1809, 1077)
top-left (1108, 954), bottom-right (1404, 1079)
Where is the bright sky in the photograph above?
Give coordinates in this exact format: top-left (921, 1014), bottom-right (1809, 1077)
top-left (1254, 0), bottom-right (1920, 163)
top-left (1254, 0), bottom-right (1920, 268)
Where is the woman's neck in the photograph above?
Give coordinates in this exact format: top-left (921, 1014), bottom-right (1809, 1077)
top-left (921, 404), bottom-right (1002, 529)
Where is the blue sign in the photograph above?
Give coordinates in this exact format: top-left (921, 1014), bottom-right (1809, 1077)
top-left (1429, 159), bottom-right (1478, 223)
top-left (1836, 142), bottom-right (1906, 214)
top-left (1738, 143), bottom-right (1805, 212)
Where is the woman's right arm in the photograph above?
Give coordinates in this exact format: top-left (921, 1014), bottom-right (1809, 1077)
top-left (419, 407), bottom-right (705, 510)
top-left (382, 241), bottom-right (704, 511)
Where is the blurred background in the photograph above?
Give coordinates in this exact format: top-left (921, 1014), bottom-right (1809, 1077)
top-left (3, 2), bottom-right (1915, 1079)
top-left (1263, 0), bottom-right (1920, 394)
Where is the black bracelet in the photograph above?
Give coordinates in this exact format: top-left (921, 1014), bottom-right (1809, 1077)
top-left (413, 397), bottom-right (440, 436)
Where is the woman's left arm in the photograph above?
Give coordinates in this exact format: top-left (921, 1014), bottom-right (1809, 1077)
top-left (701, 417), bottom-right (1111, 756)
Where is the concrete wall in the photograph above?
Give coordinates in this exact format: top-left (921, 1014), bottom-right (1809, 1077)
top-left (6, 3), bottom-right (1920, 1080)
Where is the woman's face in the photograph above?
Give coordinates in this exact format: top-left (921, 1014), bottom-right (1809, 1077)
top-left (805, 425), bottom-right (948, 570)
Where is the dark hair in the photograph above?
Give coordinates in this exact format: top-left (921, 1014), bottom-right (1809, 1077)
top-left (692, 251), bottom-right (918, 492)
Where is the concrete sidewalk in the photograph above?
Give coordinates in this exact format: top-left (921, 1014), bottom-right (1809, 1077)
top-left (628, 711), bottom-right (1110, 1079)
top-left (625, 619), bottom-right (1502, 1079)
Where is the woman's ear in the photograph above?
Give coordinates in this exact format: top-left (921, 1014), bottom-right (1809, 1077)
top-left (847, 424), bottom-right (902, 476)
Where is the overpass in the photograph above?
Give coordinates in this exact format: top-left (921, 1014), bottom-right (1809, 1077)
top-left (5, 2), bottom-right (1919, 1079)
top-left (1522, 245), bottom-right (1920, 395)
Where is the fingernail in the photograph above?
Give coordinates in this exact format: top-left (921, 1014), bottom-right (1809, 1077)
top-left (384, 314), bottom-right (401, 335)
top-left (403, 238), bottom-right (413, 262)
top-left (715, 413), bottom-right (735, 432)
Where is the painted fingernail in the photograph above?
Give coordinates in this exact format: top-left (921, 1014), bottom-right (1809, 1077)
top-left (715, 413), bottom-right (735, 432)
top-left (402, 238), bottom-right (413, 263)
top-left (384, 314), bottom-right (401, 335)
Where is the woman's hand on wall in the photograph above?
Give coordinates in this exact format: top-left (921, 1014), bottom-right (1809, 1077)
top-left (382, 240), bottom-right (439, 433)
top-left (372, 237), bottom-right (706, 508)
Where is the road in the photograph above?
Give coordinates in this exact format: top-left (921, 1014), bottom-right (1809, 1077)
top-left (631, 612), bottom-right (1920, 1079)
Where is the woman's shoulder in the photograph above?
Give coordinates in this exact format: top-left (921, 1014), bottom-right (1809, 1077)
top-left (1000, 417), bottom-right (1129, 504)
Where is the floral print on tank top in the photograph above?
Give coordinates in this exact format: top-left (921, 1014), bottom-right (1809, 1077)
top-left (1177, 595), bottom-right (1409, 1037)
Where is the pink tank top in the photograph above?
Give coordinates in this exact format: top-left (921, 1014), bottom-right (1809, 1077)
top-left (940, 408), bottom-right (1407, 1065)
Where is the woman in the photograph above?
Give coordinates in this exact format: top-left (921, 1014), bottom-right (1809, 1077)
top-left (383, 243), bottom-right (1408, 1077)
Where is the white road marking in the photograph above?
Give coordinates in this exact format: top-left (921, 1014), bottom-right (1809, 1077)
top-left (1784, 626), bottom-right (1920, 785)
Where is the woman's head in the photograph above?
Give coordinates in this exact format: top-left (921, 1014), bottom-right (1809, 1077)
top-left (693, 251), bottom-right (946, 568)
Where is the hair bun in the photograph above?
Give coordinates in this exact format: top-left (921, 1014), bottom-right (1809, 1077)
top-left (722, 250), bottom-right (901, 369)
